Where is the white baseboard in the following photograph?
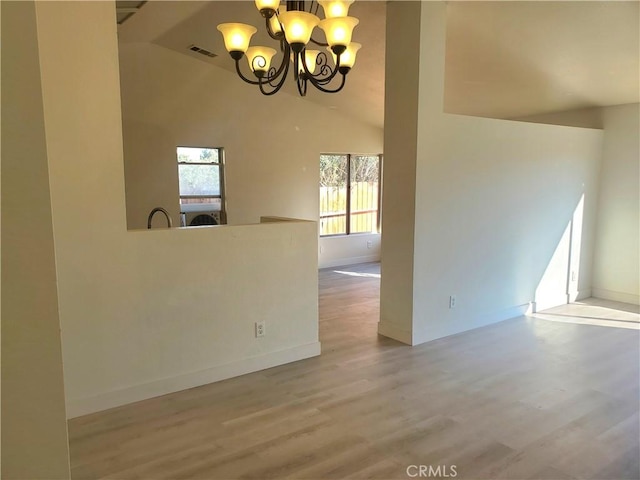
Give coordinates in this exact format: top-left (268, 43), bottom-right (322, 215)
top-left (66, 342), bottom-right (321, 419)
top-left (379, 304), bottom-right (530, 347)
top-left (377, 321), bottom-right (412, 345)
top-left (592, 288), bottom-right (640, 306)
top-left (319, 254), bottom-right (381, 269)
top-left (532, 290), bottom-right (592, 312)
top-left (573, 289), bottom-right (592, 302)
top-left (476, 303), bottom-right (531, 325)
top-left (413, 303), bottom-right (531, 345)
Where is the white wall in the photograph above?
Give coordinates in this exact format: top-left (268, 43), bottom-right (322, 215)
top-left (319, 233), bottom-right (381, 268)
top-left (378, 1), bottom-right (422, 344)
top-left (1, 2), bottom-right (70, 476)
top-left (34, 1), bottom-right (320, 418)
top-left (119, 41), bottom-right (383, 269)
top-left (511, 106), bottom-right (604, 129)
top-left (592, 103), bottom-right (640, 304)
top-left (380, 2), bottom-right (604, 345)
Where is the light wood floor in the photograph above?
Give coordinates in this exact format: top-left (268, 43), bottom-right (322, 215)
top-left (68, 263), bottom-right (640, 480)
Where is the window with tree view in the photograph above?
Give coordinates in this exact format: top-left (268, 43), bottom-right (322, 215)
top-left (319, 153), bottom-right (382, 236)
top-left (177, 147), bottom-right (224, 210)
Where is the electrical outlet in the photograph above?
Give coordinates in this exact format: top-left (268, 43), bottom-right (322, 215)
top-left (255, 321), bottom-right (265, 337)
top-left (320, 246), bottom-right (324, 254)
top-left (571, 271), bottom-right (576, 282)
top-left (367, 240), bottom-right (373, 249)
top-left (449, 295), bottom-right (456, 309)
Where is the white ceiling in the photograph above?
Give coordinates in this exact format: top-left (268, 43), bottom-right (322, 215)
top-left (444, 1), bottom-right (640, 120)
top-left (119, 0), bottom-right (385, 128)
top-left (118, 1), bottom-right (639, 129)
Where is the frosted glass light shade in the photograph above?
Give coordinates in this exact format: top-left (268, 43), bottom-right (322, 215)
top-left (269, 15), bottom-right (283, 35)
top-left (329, 42), bottom-right (361, 68)
top-left (294, 50), bottom-right (321, 74)
top-left (318, 16), bottom-right (358, 48)
top-left (255, 0), bottom-right (280, 12)
top-left (217, 23), bottom-right (257, 53)
top-left (318, 0), bottom-right (354, 19)
top-left (278, 11), bottom-right (320, 46)
top-left (304, 50), bottom-right (320, 74)
top-left (246, 46), bottom-right (277, 73)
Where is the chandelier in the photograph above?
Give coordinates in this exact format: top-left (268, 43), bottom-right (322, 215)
top-left (217, 0), bottom-right (361, 96)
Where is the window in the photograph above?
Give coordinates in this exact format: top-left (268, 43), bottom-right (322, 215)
top-left (177, 147), bottom-right (225, 210)
top-left (319, 153), bottom-right (382, 236)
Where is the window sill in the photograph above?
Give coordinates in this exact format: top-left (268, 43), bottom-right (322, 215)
top-left (320, 232), bottom-right (381, 239)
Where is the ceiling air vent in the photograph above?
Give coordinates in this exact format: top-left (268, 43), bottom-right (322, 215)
top-left (189, 45), bottom-right (218, 59)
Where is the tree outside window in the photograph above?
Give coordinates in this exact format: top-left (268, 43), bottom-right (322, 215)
top-left (319, 153), bottom-right (382, 236)
top-left (177, 146), bottom-right (224, 210)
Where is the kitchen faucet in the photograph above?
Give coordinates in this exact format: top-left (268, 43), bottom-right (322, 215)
top-left (147, 207), bottom-right (173, 229)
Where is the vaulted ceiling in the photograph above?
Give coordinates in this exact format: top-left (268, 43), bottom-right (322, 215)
top-left (444, 1), bottom-right (640, 120)
top-left (118, 1), bottom-right (639, 129)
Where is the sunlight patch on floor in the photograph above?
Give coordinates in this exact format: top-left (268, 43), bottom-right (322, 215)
top-left (535, 299), bottom-right (639, 330)
top-left (333, 270), bottom-right (381, 279)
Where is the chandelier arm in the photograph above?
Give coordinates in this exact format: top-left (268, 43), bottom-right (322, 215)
top-left (309, 69), bottom-right (335, 85)
top-left (307, 72), bottom-right (347, 93)
top-left (264, 16), bottom-right (283, 41)
top-left (303, 52), bottom-right (335, 84)
top-left (259, 53), bottom-right (291, 95)
top-left (301, 49), bottom-right (341, 84)
top-left (266, 42), bottom-right (291, 87)
top-left (266, 66), bottom-right (279, 88)
top-left (315, 75), bottom-right (337, 86)
top-left (309, 36), bottom-right (329, 47)
top-left (234, 59), bottom-right (260, 85)
top-left (293, 51), bottom-right (300, 82)
top-left (296, 75), bottom-right (308, 97)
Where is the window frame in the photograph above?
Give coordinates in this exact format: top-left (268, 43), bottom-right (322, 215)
top-left (176, 146), bottom-right (226, 209)
top-left (319, 152), bottom-right (383, 237)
